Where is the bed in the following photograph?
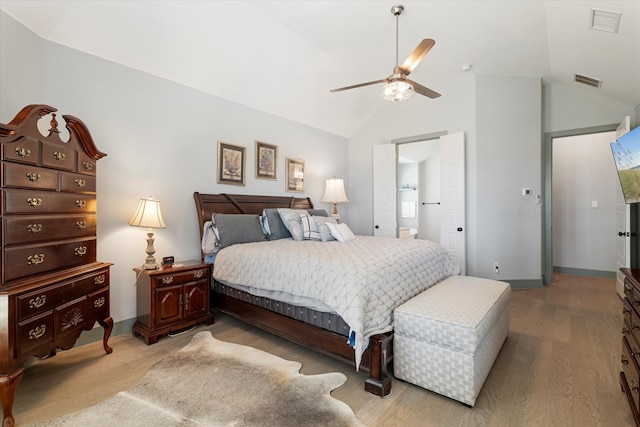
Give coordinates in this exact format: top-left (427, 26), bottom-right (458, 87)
top-left (193, 192), bottom-right (456, 396)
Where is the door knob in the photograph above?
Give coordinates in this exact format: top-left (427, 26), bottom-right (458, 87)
top-left (457, 227), bottom-right (463, 232)
top-left (375, 225), bottom-right (379, 229)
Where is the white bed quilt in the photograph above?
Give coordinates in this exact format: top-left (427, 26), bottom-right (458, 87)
top-left (213, 236), bottom-right (456, 369)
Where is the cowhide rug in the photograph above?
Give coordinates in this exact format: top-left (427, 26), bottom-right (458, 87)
top-left (35, 331), bottom-right (366, 426)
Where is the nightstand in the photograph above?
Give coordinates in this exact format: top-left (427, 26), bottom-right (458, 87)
top-left (132, 260), bottom-right (214, 344)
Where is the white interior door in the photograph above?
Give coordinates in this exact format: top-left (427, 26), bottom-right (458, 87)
top-left (615, 116), bottom-right (631, 298)
top-left (439, 132), bottom-right (466, 275)
top-left (373, 144), bottom-right (397, 237)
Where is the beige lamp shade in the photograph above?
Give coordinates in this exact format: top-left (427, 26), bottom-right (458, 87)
top-left (129, 197), bottom-right (166, 229)
top-left (321, 177), bottom-right (348, 217)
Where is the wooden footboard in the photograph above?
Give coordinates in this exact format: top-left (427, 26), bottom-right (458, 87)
top-left (214, 289), bottom-right (393, 396)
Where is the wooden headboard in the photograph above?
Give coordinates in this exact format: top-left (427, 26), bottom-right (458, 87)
top-left (193, 192), bottom-right (313, 258)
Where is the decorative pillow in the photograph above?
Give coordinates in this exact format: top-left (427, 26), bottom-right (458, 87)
top-left (262, 209), bottom-right (292, 240)
top-left (313, 216), bottom-right (337, 242)
top-left (307, 209), bottom-right (329, 217)
top-left (300, 213), bottom-right (320, 240)
top-left (277, 208), bottom-right (309, 241)
top-left (201, 220), bottom-right (220, 255)
top-left (326, 222), bottom-right (356, 243)
top-left (213, 213), bottom-right (267, 248)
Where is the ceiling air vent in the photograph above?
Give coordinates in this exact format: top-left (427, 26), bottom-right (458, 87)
top-left (590, 8), bottom-right (622, 33)
top-left (574, 73), bottom-right (602, 89)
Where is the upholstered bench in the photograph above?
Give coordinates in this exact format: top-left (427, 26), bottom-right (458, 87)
top-left (394, 275), bottom-right (511, 406)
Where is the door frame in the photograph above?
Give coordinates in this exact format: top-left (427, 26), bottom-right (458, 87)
top-left (542, 123), bottom-right (620, 285)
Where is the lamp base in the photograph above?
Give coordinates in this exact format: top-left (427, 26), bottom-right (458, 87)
top-left (142, 231), bottom-right (158, 270)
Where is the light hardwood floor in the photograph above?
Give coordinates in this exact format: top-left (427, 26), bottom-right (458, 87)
top-left (14, 274), bottom-right (635, 426)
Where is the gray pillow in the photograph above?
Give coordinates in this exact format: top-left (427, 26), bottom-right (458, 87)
top-left (213, 213), bottom-right (267, 248)
top-left (277, 208), bottom-right (309, 241)
top-left (313, 216), bottom-right (337, 242)
top-left (307, 209), bottom-right (329, 217)
top-left (263, 208), bottom-right (292, 240)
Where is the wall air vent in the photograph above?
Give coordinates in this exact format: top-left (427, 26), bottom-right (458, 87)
top-left (590, 8), bottom-right (622, 33)
top-left (574, 73), bottom-right (602, 89)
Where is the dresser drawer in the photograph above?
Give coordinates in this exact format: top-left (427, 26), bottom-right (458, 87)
top-left (64, 269), bottom-right (109, 302)
top-left (16, 286), bottom-right (63, 322)
top-left (41, 141), bottom-right (76, 172)
top-left (60, 172), bottom-right (96, 194)
top-left (17, 310), bottom-right (54, 357)
top-left (1, 162), bottom-right (58, 190)
top-left (3, 215), bottom-right (96, 245)
top-left (2, 189), bottom-right (96, 214)
top-left (77, 152), bottom-right (97, 176)
top-left (623, 335), bottom-right (640, 414)
top-left (55, 297), bottom-right (87, 339)
top-left (2, 238), bottom-right (97, 283)
top-left (87, 287), bottom-right (110, 324)
top-left (151, 267), bottom-right (210, 288)
top-left (1, 136), bottom-right (39, 165)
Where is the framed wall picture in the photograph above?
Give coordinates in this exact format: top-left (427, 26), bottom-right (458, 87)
top-left (217, 141), bottom-right (246, 186)
top-left (255, 141), bottom-right (278, 180)
top-left (285, 157), bottom-right (305, 193)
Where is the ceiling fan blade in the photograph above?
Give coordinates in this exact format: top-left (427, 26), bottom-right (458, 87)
top-left (407, 79), bottom-right (441, 99)
top-left (398, 39), bottom-right (435, 75)
top-left (330, 79), bottom-right (387, 93)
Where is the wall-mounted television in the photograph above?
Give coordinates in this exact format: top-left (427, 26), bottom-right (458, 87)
top-left (611, 125), bottom-right (640, 204)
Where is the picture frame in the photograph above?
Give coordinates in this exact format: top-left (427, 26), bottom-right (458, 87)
top-left (285, 157), bottom-right (305, 193)
top-left (255, 141), bottom-right (278, 180)
top-left (217, 141), bottom-right (246, 186)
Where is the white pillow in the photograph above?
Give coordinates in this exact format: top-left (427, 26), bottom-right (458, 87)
top-left (326, 222), bottom-right (356, 243)
top-left (300, 213), bottom-right (320, 240)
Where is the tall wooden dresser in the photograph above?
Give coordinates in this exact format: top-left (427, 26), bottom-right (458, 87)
top-left (0, 105), bottom-right (113, 427)
top-left (621, 268), bottom-right (640, 426)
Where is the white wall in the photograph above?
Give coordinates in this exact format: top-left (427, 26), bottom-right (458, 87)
top-left (1, 12), bottom-right (348, 327)
top-left (552, 131), bottom-right (617, 272)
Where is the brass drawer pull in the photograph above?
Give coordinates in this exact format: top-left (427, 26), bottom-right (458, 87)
top-left (94, 275), bottom-right (106, 285)
top-left (622, 355), bottom-right (629, 365)
top-left (632, 379), bottom-right (640, 394)
top-left (94, 297), bottom-right (106, 308)
top-left (162, 276), bottom-right (174, 285)
top-left (82, 161), bottom-right (93, 171)
top-left (27, 254), bottom-right (45, 265)
top-left (29, 325), bottom-right (46, 340)
top-left (193, 271), bottom-right (204, 279)
top-left (27, 223), bottom-right (43, 233)
top-left (27, 197), bottom-right (42, 207)
top-left (634, 299), bottom-right (640, 307)
top-left (26, 172), bottom-right (41, 182)
top-left (76, 221), bottom-right (87, 229)
top-left (74, 179), bottom-right (86, 187)
top-left (74, 246), bottom-right (87, 256)
top-left (632, 322), bottom-right (640, 332)
top-left (623, 325), bottom-right (630, 335)
top-left (75, 200), bottom-right (87, 208)
top-left (15, 147), bottom-right (31, 158)
top-left (624, 307), bottom-right (632, 315)
top-left (28, 295), bottom-right (46, 309)
top-left (53, 151), bottom-right (66, 161)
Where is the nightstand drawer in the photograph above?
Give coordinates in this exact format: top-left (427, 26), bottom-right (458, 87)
top-left (151, 268), bottom-right (209, 287)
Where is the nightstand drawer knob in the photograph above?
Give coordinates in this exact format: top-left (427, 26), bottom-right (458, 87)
top-left (162, 276), bottom-right (174, 284)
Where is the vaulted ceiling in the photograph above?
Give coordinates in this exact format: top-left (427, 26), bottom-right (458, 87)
top-left (2, 1), bottom-right (639, 138)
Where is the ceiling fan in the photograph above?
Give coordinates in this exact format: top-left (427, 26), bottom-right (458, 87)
top-left (330, 4), bottom-right (440, 102)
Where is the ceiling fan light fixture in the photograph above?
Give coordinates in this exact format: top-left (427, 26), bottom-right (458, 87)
top-left (381, 80), bottom-right (414, 102)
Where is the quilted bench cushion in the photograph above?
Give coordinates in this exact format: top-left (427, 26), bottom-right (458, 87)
top-left (394, 275), bottom-right (511, 354)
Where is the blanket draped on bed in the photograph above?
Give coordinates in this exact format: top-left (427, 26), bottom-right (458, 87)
top-left (213, 236), bottom-right (456, 369)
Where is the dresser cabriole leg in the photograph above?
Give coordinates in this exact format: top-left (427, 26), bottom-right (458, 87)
top-left (0, 369), bottom-right (23, 427)
top-left (98, 317), bottom-right (114, 354)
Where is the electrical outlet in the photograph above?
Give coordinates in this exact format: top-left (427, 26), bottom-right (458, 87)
top-left (493, 261), bottom-right (499, 274)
